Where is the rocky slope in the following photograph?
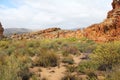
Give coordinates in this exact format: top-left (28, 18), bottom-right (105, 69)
top-left (84, 0), bottom-right (120, 42)
top-left (11, 28), bottom-right (83, 40)
top-left (0, 22), bottom-right (4, 39)
top-left (10, 0), bottom-right (120, 42)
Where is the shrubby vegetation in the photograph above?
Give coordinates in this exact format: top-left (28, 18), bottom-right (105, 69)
top-left (33, 49), bottom-right (59, 67)
top-left (77, 41), bottom-right (120, 80)
top-left (0, 37), bottom-right (119, 80)
top-left (0, 54), bottom-right (31, 80)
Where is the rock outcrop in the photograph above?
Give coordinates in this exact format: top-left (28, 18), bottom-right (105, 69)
top-left (11, 28), bottom-right (83, 40)
top-left (84, 0), bottom-right (120, 42)
top-left (0, 22), bottom-right (4, 39)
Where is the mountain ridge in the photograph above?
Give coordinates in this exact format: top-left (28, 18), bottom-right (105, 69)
top-left (4, 28), bottom-right (31, 36)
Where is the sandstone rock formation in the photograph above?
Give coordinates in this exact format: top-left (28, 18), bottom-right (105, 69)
top-left (84, 0), bottom-right (120, 42)
top-left (0, 22), bottom-right (4, 39)
top-left (11, 28), bottom-right (83, 40)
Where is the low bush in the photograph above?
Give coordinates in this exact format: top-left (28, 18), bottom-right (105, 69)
top-left (77, 60), bottom-right (98, 74)
top-left (90, 41), bottom-right (120, 70)
top-left (105, 65), bottom-right (120, 80)
top-left (66, 65), bottom-right (76, 73)
top-left (0, 54), bottom-right (32, 80)
top-left (62, 56), bottom-right (74, 65)
top-left (0, 41), bottom-right (9, 49)
top-left (77, 37), bottom-right (97, 53)
top-left (35, 50), bottom-right (59, 67)
top-left (62, 46), bottom-right (80, 56)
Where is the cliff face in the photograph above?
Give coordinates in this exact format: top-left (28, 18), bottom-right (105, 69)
top-left (0, 22), bottom-right (4, 39)
top-left (84, 0), bottom-right (120, 42)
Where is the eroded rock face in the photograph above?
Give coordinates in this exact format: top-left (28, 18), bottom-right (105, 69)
top-left (84, 0), bottom-right (120, 42)
top-left (0, 22), bottom-right (4, 39)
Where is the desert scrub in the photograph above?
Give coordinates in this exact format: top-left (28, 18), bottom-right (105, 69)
top-left (62, 56), bottom-right (74, 65)
top-left (77, 61), bottom-right (98, 80)
top-left (0, 53), bottom-right (7, 65)
top-left (26, 40), bottom-right (40, 48)
top-left (0, 54), bottom-right (32, 80)
top-left (34, 49), bottom-right (59, 67)
top-left (77, 60), bottom-right (98, 74)
top-left (66, 65), bottom-right (76, 73)
top-left (105, 65), bottom-right (120, 80)
top-left (0, 40), bottom-right (9, 49)
top-left (62, 45), bottom-right (80, 56)
top-left (61, 73), bottom-right (78, 80)
top-left (90, 41), bottom-right (120, 70)
top-left (77, 37), bottom-right (97, 53)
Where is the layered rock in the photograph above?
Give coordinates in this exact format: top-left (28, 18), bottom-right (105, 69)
top-left (0, 22), bottom-right (4, 39)
top-left (84, 0), bottom-right (120, 42)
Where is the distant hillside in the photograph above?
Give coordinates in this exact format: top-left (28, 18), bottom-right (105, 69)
top-left (4, 28), bottom-right (32, 36)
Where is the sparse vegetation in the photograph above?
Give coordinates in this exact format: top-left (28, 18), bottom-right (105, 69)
top-left (35, 50), bottom-right (59, 67)
top-left (66, 65), bottom-right (76, 73)
top-left (91, 41), bottom-right (120, 70)
top-left (0, 38), bottom-right (119, 80)
top-left (62, 56), bottom-right (74, 65)
top-left (61, 73), bottom-right (78, 80)
top-left (77, 41), bottom-right (120, 80)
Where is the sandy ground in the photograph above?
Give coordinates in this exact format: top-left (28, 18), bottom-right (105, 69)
top-left (29, 54), bottom-right (84, 80)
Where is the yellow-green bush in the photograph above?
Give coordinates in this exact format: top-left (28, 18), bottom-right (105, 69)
top-left (90, 41), bottom-right (120, 70)
top-left (105, 65), bottom-right (120, 80)
top-left (62, 56), bottom-right (74, 65)
top-left (77, 60), bottom-right (98, 73)
top-left (0, 54), bottom-right (32, 80)
top-left (33, 49), bottom-right (59, 67)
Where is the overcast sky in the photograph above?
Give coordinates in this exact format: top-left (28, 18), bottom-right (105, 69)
top-left (0, 0), bottom-right (112, 29)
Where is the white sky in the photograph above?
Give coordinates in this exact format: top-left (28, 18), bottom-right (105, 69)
top-left (0, 0), bottom-right (112, 29)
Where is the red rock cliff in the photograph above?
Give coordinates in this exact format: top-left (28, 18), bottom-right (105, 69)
top-left (84, 0), bottom-right (120, 42)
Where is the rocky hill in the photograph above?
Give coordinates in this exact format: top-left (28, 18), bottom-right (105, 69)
top-left (84, 0), bottom-right (120, 42)
top-left (10, 28), bottom-right (83, 40)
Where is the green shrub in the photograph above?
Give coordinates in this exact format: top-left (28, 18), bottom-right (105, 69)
top-left (62, 56), bottom-right (74, 65)
top-left (77, 60), bottom-right (98, 73)
top-left (35, 50), bottom-right (59, 67)
top-left (0, 53), bottom-right (7, 65)
top-left (90, 41), bottom-right (120, 70)
top-left (0, 54), bottom-right (32, 80)
top-left (0, 41), bottom-right (9, 49)
top-left (77, 38), bottom-right (97, 53)
top-left (106, 65), bottom-right (120, 80)
top-left (26, 41), bottom-right (40, 48)
top-left (66, 65), bottom-right (76, 73)
top-left (62, 46), bottom-right (80, 56)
